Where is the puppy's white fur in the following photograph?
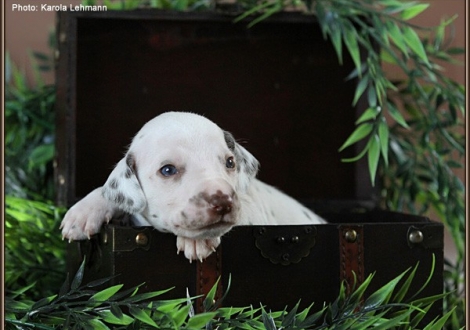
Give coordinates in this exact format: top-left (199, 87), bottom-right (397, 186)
top-left (61, 112), bottom-right (325, 261)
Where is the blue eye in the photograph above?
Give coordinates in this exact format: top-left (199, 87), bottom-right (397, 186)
top-left (160, 165), bottom-right (178, 177)
top-left (226, 157), bottom-right (235, 169)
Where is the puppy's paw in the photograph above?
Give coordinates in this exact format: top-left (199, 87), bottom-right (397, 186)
top-left (60, 188), bottom-right (117, 241)
top-left (176, 236), bottom-right (221, 262)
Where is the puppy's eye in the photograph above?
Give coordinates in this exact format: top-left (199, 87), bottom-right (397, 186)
top-left (226, 156), bottom-right (236, 169)
top-left (160, 165), bottom-right (178, 177)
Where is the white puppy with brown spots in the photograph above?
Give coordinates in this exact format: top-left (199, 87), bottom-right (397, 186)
top-left (60, 112), bottom-right (325, 261)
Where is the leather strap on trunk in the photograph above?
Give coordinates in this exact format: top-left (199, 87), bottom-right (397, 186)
top-left (339, 225), bottom-right (364, 294)
top-left (196, 248), bottom-right (222, 313)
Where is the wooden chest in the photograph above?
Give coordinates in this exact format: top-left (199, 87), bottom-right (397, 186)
top-left (55, 9), bottom-right (444, 323)
top-left (67, 209), bottom-right (443, 320)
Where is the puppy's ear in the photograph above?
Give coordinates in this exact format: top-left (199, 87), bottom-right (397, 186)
top-left (102, 153), bottom-right (147, 214)
top-left (224, 131), bottom-right (260, 192)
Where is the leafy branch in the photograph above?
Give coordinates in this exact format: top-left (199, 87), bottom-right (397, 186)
top-left (6, 256), bottom-right (452, 329)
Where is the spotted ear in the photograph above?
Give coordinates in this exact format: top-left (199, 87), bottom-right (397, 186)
top-left (224, 131), bottom-right (260, 192)
top-left (102, 153), bottom-right (147, 214)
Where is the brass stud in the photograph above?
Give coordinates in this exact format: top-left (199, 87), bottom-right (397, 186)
top-left (277, 236), bottom-right (286, 243)
top-left (344, 229), bottom-right (357, 243)
top-left (135, 233), bottom-right (149, 246)
top-left (409, 230), bottom-right (424, 244)
top-left (291, 236), bottom-right (299, 243)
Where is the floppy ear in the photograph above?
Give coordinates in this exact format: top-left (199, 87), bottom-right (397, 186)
top-left (224, 131), bottom-right (260, 192)
top-left (101, 152), bottom-right (147, 214)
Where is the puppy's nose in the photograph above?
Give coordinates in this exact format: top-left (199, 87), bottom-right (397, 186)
top-left (209, 192), bottom-right (233, 216)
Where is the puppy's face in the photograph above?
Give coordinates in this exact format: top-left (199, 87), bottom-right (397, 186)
top-left (102, 112), bottom-right (259, 240)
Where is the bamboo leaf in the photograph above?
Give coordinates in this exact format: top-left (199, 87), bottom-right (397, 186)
top-left (393, 264), bottom-right (418, 303)
top-left (386, 21), bottom-right (408, 56)
top-left (330, 25), bottom-right (343, 65)
top-left (89, 284), bottom-right (123, 304)
top-left (352, 74), bottom-right (369, 106)
top-left (387, 102), bottom-right (410, 128)
top-left (71, 259), bottom-right (86, 291)
top-left (423, 308), bottom-right (455, 330)
top-left (123, 287), bottom-right (173, 303)
top-left (31, 294), bottom-right (57, 310)
top-left (98, 310), bottom-right (134, 325)
top-left (86, 318), bottom-right (110, 330)
top-left (348, 273), bottom-right (374, 307)
top-left (129, 306), bottom-right (158, 328)
top-left (378, 119), bottom-right (389, 166)
top-left (400, 3), bottom-right (429, 20)
top-left (173, 304), bottom-right (192, 328)
top-left (203, 277), bottom-right (220, 311)
top-left (261, 306), bottom-right (277, 330)
top-left (368, 134), bottom-right (381, 186)
top-left (402, 26), bottom-right (429, 64)
top-left (341, 144), bottom-right (369, 163)
top-left (339, 123), bottom-right (373, 152)
top-left (343, 26), bottom-right (361, 74)
top-left (371, 308), bottom-right (414, 330)
top-left (364, 271), bottom-right (405, 309)
top-left (186, 312), bottom-right (218, 328)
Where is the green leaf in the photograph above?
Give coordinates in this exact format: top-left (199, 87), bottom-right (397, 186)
top-left (343, 26), bottom-right (361, 74)
top-left (341, 144), bottom-right (369, 163)
top-left (89, 284), bottom-right (124, 304)
top-left (339, 123), bottom-right (373, 152)
top-left (330, 26), bottom-right (343, 65)
top-left (261, 306), bottom-right (277, 330)
top-left (86, 318), bottom-right (110, 330)
top-left (348, 273), bottom-right (374, 307)
top-left (368, 135), bottom-right (381, 186)
top-left (129, 306), bottom-right (158, 328)
top-left (123, 287), bottom-right (173, 303)
top-left (400, 3), bottom-right (429, 20)
top-left (402, 26), bottom-right (429, 64)
top-left (364, 270), bottom-right (405, 309)
top-left (29, 143), bottom-right (54, 167)
top-left (371, 308), bottom-right (414, 330)
top-left (387, 102), bottom-right (410, 128)
top-left (173, 304), bottom-right (192, 328)
top-left (186, 312), bottom-right (218, 328)
top-left (98, 310), bottom-right (134, 325)
top-left (352, 74), bottom-right (369, 106)
top-left (393, 264), bottom-right (417, 303)
top-left (71, 259), bottom-right (86, 291)
top-left (203, 277), bottom-right (220, 311)
top-left (423, 308), bottom-right (455, 330)
top-left (378, 119), bottom-right (389, 166)
top-left (380, 49), bottom-right (397, 64)
top-left (356, 107), bottom-right (380, 125)
top-left (31, 294), bottom-right (57, 310)
top-left (386, 21), bottom-right (408, 56)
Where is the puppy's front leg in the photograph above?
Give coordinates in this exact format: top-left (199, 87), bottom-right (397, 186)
top-left (60, 187), bottom-right (122, 241)
top-left (176, 236), bottom-right (221, 262)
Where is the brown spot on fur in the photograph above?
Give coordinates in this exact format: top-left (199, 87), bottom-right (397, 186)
top-left (109, 179), bottom-right (118, 189)
top-left (115, 192), bottom-right (125, 204)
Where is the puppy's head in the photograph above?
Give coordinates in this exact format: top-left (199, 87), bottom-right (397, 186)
top-left (102, 112), bottom-right (259, 239)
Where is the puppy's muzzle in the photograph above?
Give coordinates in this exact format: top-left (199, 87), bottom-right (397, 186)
top-left (209, 192), bottom-right (233, 216)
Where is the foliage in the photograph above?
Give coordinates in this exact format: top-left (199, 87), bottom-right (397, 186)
top-left (5, 257), bottom-right (451, 329)
top-left (5, 196), bottom-right (67, 302)
top-left (5, 50), bottom-right (67, 301)
top-left (5, 51), bottom-right (57, 201)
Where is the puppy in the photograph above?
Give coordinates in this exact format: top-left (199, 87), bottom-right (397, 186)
top-left (60, 112), bottom-right (325, 261)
